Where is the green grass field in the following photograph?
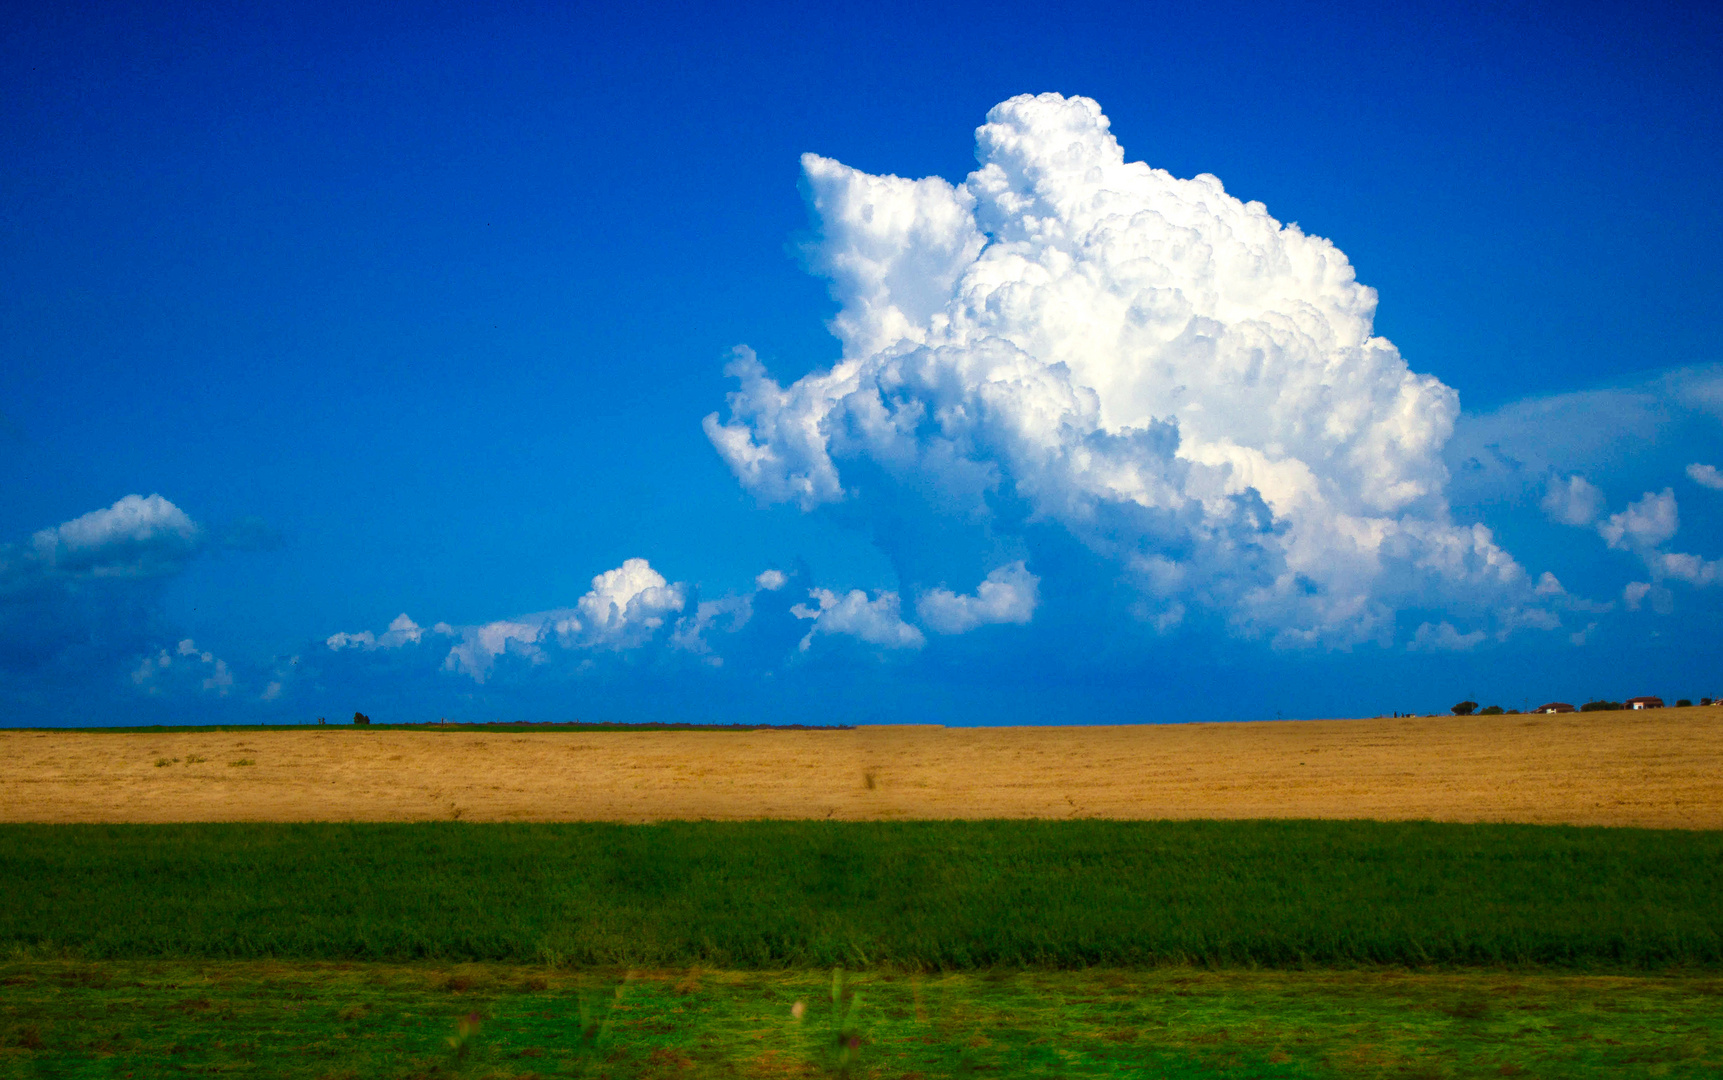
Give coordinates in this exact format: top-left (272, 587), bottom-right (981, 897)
top-left (3, 961), bottom-right (1720, 1078)
top-left (3, 820), bottom-right (1721, 968)
top-left (5, 820), bottom-right (1722, 1076)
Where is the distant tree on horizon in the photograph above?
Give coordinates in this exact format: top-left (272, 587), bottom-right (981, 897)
top-left (1451, 701), bottom-right (1478, 716)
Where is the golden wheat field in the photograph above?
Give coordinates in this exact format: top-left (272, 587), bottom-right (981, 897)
top-left (3, 707), bottom-right (1721, 827)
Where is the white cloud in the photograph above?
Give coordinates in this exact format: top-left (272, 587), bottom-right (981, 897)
top-left (1448, 365), bottom-right (1723, 502)
top-left (792, 588), bottom-right (924, 651)
top-left (917, 561), bottom-right (1040, 634)
top-left (381, 614), bottom-right (422, 646)
top-left (1534, 571), bottom-right (1565, 597)
top-left (670, 595), bottom-right (754, 660)
top-left (1688, 463), bottom-right (1723, 491)
top-left (1659, 551), bottom-right (1722, 587)
top-left (131, 636), bottom-right (233, 697)
top-left (1495, 606), bottom-right (1562, 636)
top-left (131, 652), bottom-right (170, 686)
top-left (1537, 478), bottom-right (1720, 599)
top-left (1, 495), bottom-right (210, 684)
top-left (1675, 366), bottom-right (1723, 424)
top-left (1590, 485), bottom-right (1723, 596)
top-left (1599, 489), bottom-right (1679, 551)
top-left (672, 567), bottom-right (827, 659)
top-left (1541, 474), bottom-right (1604, 526)
top-left (1626, 578), bottom-right (1667, 613)
top-left (444, 619), bottom-right (546, 682)
top-left (325, 629), bottom-right (375, 650)
top-left (30, 494), bottom-right (200, 577)
top-left (325, 616), bottom-right (426, 652)
top-left (566, 558), bottom-right (688, 649)
top-left (705, 93), bottom-right (1538, 649)
top-left (1408, 621), bottom-right (1486, 652)
top-left (323, 558), bottom-right (691, 683)
top-left (204, 659), bottom-right (234, 693)
top-left (3, 494), bottom-right (201, 598)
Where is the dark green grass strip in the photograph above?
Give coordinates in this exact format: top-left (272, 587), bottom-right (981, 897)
top-left (2, 820), bottom-right (1720, 968)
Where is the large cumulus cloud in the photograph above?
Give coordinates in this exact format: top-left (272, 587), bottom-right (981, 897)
top-left (706, 93), bottom-right (1541, 647)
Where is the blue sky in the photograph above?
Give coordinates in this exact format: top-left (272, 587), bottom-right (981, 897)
top-left (2, 0), bottom-right (1720, 725)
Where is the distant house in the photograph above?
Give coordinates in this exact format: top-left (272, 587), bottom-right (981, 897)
top-left (1535, 702), bottom-right (1575, 714)
top-left (1626, 696), bottom-right (1664, 710)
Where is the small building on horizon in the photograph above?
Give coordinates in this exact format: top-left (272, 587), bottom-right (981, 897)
top-left (1536, 702), bottom-right (1576, 714)
top-left (1626, 696), bottom-right (1665, 710)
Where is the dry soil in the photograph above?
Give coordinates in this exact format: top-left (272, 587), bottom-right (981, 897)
top-left (2, 708), bottom-right (1721, 827)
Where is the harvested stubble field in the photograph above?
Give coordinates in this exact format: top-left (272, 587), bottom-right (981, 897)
top-left (3, 707), bottom-right (1721, 826)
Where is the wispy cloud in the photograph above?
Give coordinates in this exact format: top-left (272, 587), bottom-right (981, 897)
top-left (792, 588), bottom-right (924, 652)
top-left (917, 562), bottom-right (1039, 635)
top-left (1408, 621), bottom-right (1486, 652)
top-left (132, 638), bottom-right (235, 697)
top-left (1688, 463), bottom-right (1723, 491)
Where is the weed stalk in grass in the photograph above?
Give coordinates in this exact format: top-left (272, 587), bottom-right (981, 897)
top-left (568, 978), bottom-right (626, 1075)
top-left (445, 1010), bottom-right (481, 1059)
top-left (827, 967), bottom-right (865, 1075)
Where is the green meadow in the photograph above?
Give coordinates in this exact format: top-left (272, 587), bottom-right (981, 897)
top-left (3, 820), bottom-right (1720, 968)
top-left (3, 820), bottom-right (1722, 1076)
top-left (3, 961), bottom-right (1720, 1078)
